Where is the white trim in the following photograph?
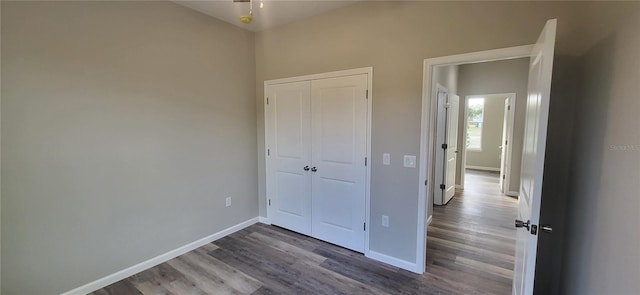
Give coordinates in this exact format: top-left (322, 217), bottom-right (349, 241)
top-left (366, 251), bottom-right (420, 273)
top-left (258, 216), bottom-right (271, 225)
top-left (426, 215), bottom-right (433, 226)
top-left (506, 191), bottom-right (520, 197)
top-left (60, 217), bottom-right (259, 295)
top-left (455, 185), bottom-right (463, 189)
top-left (465, 165), bottom-right (501, 172)
top-left (417, 45), bottom-right (533, 274)
top-left (264, 67), bottom-right (373, 85)
top-left (263, 67), bottom-right (373, 257)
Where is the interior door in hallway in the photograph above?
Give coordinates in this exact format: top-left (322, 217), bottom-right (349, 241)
top-left (310, 74), bottom-right (368, 253)
top-left (513, 19), bottom-right (557, 295)
top-left (265, 81), bottom-right (312, 235)
top-left (444, 94), bottom-right (460, 204)
top-left (499, 97), bottom-right (511, 193)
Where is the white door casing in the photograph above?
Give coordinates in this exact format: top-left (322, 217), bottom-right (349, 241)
top-left (444, 94), bottom-right (460, 204)
top-left (513, 19), bottom-right (557, 295)
top-left (311, 74), bottom-right (368, 252)
top-left (265, 81), bottom-right (312, 235)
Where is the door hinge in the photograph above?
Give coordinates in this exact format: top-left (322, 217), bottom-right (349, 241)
top-left (505, 140), bottom-right (508, 145)
top-left (267, 149), bottom-right (270, 156)
top-left (366, 89), bottom-right (369, 99)
top-left (425, 179), bottom-right (428, 186)
top-left (268, 199), bottom-right (271, 206)
top-left (440, 184), bottom-right (445, 190)
top-left (266, 97), bottom-right (269, 105)
top-left (442, 143), bottom-right (448, 149)
top-left (507, 105), bottom-right (511, 111)
top-left (365, 157), bottom-right (368, 166)
top-left (503, 174), bottom-right (506, 180)
top-left (364, 222), bottom-right (366, 231)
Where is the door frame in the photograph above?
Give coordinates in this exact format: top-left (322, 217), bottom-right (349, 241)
top-left (459, 93), bottom-right (517, 194)
top-left (263, 67), bottom-right (373, 254)
top-left (416, 45), bottom-right (533, 274)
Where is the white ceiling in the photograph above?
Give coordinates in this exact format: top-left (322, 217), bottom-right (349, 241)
top-left (174, 0), bottom-right (358, 32)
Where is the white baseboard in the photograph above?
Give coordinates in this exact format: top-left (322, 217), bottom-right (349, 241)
top-left (465, 165), bottom-right (500, 172)
top-left (426, 215), bottom-right (433, 226)
top-left (506, 191), bottom-right (519, 197)
top-left (61, 217), bottom-right (259, 295)
top-left (455, 184), bottom-right (463, 189)
top-left (366, 250), bottom-right (421, 274)
top-left (258, 216), bottom-right (271, 225)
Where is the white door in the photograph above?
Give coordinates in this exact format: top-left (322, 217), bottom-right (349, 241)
top-left (310, 74), bottom-right (368, 252)
top-left (443, 94), bottom-right (460, 204)
top-left (433, 87), bottom-right (449, 205)
top-left (499, 97), bottom-right (510, 193)
top-left (513, 19), bottom-right (557, 295)
top-left (265, 81), bottom-right (312, 235)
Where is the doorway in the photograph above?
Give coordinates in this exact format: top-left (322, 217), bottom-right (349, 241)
top-left (459, 93), bottom-right (516, 196)
top-left (416, 45), bottom-right (534, 275)
top-left (417, 19), bottom-right (557, 295)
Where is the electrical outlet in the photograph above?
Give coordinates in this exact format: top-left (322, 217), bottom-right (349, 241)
top-left (225, 197), bottom-right (231, 207)
top-left (382, 215), bottom-right (389, 227)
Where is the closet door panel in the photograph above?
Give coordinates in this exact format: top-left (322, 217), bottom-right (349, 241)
top-left (266, 81), bottom-right (312, 235)
top-left (311, 74), bottom-right (368, 252)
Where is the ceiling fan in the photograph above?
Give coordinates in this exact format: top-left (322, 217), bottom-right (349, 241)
top-left (233, 0), bottom-right (264, 24)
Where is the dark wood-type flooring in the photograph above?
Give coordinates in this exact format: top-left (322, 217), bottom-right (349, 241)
top-left (93, 169), bottom-right (517, 295)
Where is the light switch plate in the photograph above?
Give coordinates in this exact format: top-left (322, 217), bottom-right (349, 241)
top-left (403, 155), bottom-right (416, 168)
top-left (383, 153), bottom-right (390, 165)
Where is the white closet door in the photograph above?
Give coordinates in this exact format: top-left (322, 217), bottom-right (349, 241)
top-left (310, 74), bottom-right (368, 252)
top-left (266, 81), bottom-right (312, 235)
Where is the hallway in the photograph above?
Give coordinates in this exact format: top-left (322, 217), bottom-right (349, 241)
top-left (427, 169), bottom-right (518, 294)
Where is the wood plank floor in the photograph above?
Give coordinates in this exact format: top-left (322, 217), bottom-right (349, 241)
top-left (93, 169), bottom-right (517, 295)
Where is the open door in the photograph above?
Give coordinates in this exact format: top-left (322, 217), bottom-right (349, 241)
top-left (434, 87), bottom-right (459, 205)
top-left (513, 19), bottom-right (557, 295)
top-left (444, 94), bottom-right (460, 203)
top-left (499, 97), bottom-right (511, 193)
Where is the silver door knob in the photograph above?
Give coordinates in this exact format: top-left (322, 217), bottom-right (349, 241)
top-left (310, 167), bottom-right (317, 172)
top-left (303, 166), bottom-right (310, 171)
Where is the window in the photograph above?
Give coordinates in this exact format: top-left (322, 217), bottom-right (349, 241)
top-left (466, 98), bottom-right (484, 151)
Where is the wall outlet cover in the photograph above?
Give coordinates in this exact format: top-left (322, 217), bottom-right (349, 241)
top-left (403, 155), bottom-right (416, 168)
top-left (383, 153), bottom-right (391, 165)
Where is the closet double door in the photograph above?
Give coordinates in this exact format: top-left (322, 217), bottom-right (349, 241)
top-left (266, 74), bottom-right (368, 253)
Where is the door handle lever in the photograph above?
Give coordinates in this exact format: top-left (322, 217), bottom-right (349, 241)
top-left (303, 166), bottom-right (310, 171)
top-left (540, 224), bottom-right (553, 233)
top-left (310, 167), bottom-right (317, 172)
top-left (515, 219), bottom-right (530, 231)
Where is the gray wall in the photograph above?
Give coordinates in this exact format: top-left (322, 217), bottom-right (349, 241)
top-left (560, 6), bottom-right (640, 294)
top-left (456, 59), bottom-right (529, 192)
top-left (1, 2), bottom-right (257, 294)
top-left (254, 1), bottom-right (639, 265)
top-left (464, 94), bottom-right (507, 169)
